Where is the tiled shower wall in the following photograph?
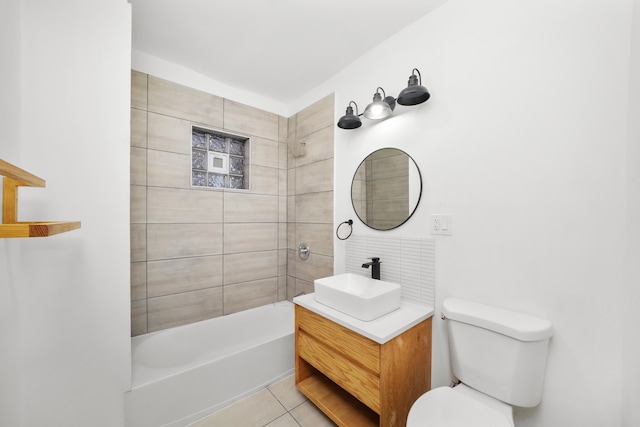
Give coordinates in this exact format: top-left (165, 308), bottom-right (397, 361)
top-left (130, 71), bottom-right (334, 335)
top-left (287, 96), bottom-right (335, 297)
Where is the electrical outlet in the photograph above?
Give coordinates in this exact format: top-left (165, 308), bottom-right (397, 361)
top-left (431, 215), bottom-right (453, 235)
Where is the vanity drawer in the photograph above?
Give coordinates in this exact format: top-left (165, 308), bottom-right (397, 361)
top-left (296, 305), bottom-right (380, 375)
top-left (298, 328), bottom-right (381, 413)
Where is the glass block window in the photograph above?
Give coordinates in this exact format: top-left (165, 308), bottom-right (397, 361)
top-left (191, 127), bottom-right (250, 189)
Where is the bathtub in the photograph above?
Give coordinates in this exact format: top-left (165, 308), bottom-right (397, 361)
top-left (124, 301), bottom-right (295, 427)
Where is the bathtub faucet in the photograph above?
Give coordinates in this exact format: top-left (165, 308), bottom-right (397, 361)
top-left (362, 257), bottom-right (381, 280)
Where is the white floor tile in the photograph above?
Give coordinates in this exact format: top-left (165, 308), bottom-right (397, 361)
top-left (190, 374), bottom-right (338, 427)
top-left (290, 401), bottom-right (337, 427)
top-left (268, 375), bottom-right (307, 411)
top-left (189, 389), bottom-right (286, 427)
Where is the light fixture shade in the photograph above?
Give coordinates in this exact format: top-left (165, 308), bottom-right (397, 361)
top-left (337, 104), bottom-right (362, 129)
top-left (397, 68), bottom-right (430, 106)
top-left (364, 88), bottom-right (395, 120)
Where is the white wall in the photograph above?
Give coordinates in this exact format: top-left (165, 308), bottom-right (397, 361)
top-left (0, 0), bottom-right (24, 425)
top-left (0, 1), bottom-right (133, 426)
top-left (623, 0), bottom-right (640, 425)
top-left (314, 0), bottom-right (636, 425)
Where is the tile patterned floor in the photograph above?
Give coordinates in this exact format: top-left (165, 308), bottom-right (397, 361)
top-left (188, 374), bottom-right (337, 427)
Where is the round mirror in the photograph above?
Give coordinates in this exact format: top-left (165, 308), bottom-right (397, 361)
top-left (351, 148), bottom-right (422, 231)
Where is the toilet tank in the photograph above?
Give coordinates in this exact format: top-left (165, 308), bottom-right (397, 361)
top-left (442, 298), bottom-right (553, 408)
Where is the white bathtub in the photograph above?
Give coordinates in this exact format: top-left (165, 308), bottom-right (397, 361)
top-left (124, 301), bottom-right (295, 427)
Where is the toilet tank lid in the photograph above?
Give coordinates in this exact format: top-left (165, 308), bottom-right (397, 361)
top-left (442, 298), bottom-right (553, 342)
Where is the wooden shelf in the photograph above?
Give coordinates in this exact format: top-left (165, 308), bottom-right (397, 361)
top-left (0, 222), bottom-right (82, 238)
top-left (0, 159), bottom-right (81, 238)
top-left (298, 374), bottom-right (379, 427)
top-left (0, 159), bottom-right (46, 187)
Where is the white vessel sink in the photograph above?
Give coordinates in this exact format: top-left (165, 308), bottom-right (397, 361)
top-left (314, 273), bottom-right (401, 321)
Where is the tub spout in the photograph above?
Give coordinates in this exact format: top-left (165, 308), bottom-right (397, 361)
top-left (361, 257), bottom-right (381, 280)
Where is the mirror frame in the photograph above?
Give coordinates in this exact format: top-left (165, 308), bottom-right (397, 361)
top-left (351, 148), bottom-right (423, 231)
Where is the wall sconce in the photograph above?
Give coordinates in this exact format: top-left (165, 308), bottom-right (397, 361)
top-left (337, 68), bottom-right (430, 130)
top-left (397, 68), bottom-right (430, 106)
top-left (337, 101), bottom-right (362, 129)
top-left (363, 87), bottom-right (396, 120)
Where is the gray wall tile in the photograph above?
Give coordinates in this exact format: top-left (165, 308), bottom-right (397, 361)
top-left (251, 165), bottom-right (280, 195)
top-left (224, 193), bottom-right (279, 223)
top-left (131, 224), bottom-right (147, 262)
top-left (286, 275), bottom-right (296, 300)
top-left (131, 262), bottom-right (147, 301)
top-left (294, 223), bottom-right (333, 257)
top-left (252, 136), bottom-right (280, 169)
top-left (223, 278), bottom-right (277, 315)
top-left (287, 249), bottom-right (297, 278)
top-left (279, 196), bottom-right (287, 222)
top-left (296, 93), bottom-right (334, 138)
top-left (147, 149), bottom-right (190, 189)
top-left (131, 70), bottom-right (147, 110)
top-left (278, 249), bottom-right (287, 276)
top-left (296, 158), bottom-right (333, 194)
top-left (223, 250), bottom-right (278, 285)
top-left (147, 255), bottom-right (223, 297)
top-left (131, 147), bottom-right (147, 186)
top-left (147, 187), bottom-right (222, 223)
top-left (223, 99), bottom-right (278, 140)
top-left (294, 278), bottom-right (314, 298)
top-left (295, 252), bottom-right (333, 284)
top-left (130, 185), bottom-right (146, 224)
top-left (147, 287), bottom-right (223, 332)
top-left (295, 191), bottom-right (333, 224)
top-left (147, 223), bottom-right (223, 260)
top-left (278, 115), bottom-right (288, 142)
top-left (223, 223), bottom-right (278, 254)
top-left (131, 299), bottom-right (147, 336)
top-left (131, 108), bottom-right (147, 148)
top-left (277, 275), bottom-right (287, 301)
top-left (292, 125), bottom-right (334, 168)
top-left (148, 76), bottom-right (223, 127)
top-left (279, 142), bottom-right (288, 170)
top-left (147, 112), bottom-right (191, 154)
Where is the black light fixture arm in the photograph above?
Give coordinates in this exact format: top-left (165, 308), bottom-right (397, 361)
top-left (348, 100), bottom-right (362, 116)
top-left (374, 87), bottom-right (397, 106)
top-left (410, 68), bottom-right (422, 85)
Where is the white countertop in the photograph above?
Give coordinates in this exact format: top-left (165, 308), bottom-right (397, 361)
top-left (293, 293), bottom-right (434, 344)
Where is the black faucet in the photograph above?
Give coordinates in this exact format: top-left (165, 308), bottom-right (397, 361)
top-left (361, 257), bottom-right (381, 280)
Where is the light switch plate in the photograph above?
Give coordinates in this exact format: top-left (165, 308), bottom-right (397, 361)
top-left (431, 215), bottom-right (453, 235)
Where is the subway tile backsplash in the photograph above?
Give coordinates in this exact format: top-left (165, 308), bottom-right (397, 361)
top-left (346, 235), bottom-right (435, 307)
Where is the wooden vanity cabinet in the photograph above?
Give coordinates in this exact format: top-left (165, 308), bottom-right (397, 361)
top-left (295, 305), bottom-right (432, 427)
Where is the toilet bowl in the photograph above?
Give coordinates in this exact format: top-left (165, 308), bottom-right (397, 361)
top-left (406, 298), bottom-right (553, 427)
top-left (407, 384), bottom-right (514, 427)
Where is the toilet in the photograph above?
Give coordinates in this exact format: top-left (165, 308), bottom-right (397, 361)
top-left (407, 298), bottom-right (553, 427)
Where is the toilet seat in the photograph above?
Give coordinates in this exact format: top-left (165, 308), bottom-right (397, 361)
top-left (407, 385), bottom-right (514, 427)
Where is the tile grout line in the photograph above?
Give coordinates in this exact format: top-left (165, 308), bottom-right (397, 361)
top-left (265, 386), bottom-right (304, 427)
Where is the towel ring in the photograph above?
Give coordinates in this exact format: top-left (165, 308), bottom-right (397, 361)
top-left (336, 219), bottom-right (353, 240)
